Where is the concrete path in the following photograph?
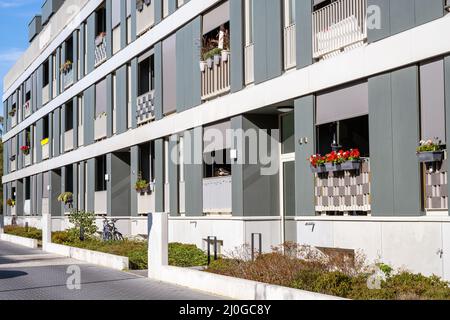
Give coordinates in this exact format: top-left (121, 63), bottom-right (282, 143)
top-left (0, 240), bottom-right (223, 300)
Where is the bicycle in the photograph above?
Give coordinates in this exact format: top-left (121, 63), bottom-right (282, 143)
top-left (102, 217), bottom-right (124, 241)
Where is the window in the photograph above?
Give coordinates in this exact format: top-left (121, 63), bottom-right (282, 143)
top-left (65, 36), bottom-right (74, 62)
top-left (316, 116), bottom-right (370, 157)
top-left (65, 101), bottom-right (73, 131)
top-left (43, 115), bottom-right (49, 139)
top-left (25, 177), bottom-right (31, 200)
top-left (43, 59), bottom-right (50, 87)
top-left (284, 0), bottom-right (295, 27)
top-left (138, 54), bottom-right (155, 96)
top-left (95, 79), bottom-right (107, 117)
top-left (95, 7), bottom-right (107, 36)
top-left (139, 143), bottom-right (151, 182)
top-left (95, 155), bottom-right (107, 191)
top-left (281, 111), bottom-right (294, 154)
top-left (65, 165), bottom-right (74, 193)
top-left (204, 149), bottom-right (232, 178)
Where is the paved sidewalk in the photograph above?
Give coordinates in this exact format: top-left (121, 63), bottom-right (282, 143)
top-left (0, 240), bottom-right (223, 300)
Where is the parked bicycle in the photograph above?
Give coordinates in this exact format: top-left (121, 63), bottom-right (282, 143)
top-left (102, 217), bottom-right (124, 241)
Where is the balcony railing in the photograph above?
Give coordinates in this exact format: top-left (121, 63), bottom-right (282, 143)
top-left (201, 51), bottom-right (231, 101)
top-left (244, 43), bottom-right (254, 85)
top-left (94, 34), bottom-right (107, 67)
top-left (10, 156), bottom-right (17, 172)
top-left (64, 129), bottom-right (74, 152)
top-left (284, 24), bottom-right (296, 70)
top-left (24, 153), bottom-right (31, 167)
top-left (95, 191), bottom-right (107, 214)
top-left (203, 176), bottom-right (232, 213)
top-left (94, 114), bottom-right (107, 141)
top-left (24, 100), bottom-right (31, 118)
top-left (315, 159), bottom-right (371, 214)
top-left (424, 158), bottom-right (448, 211)
top-left (138, 192), bottom-right (156, 215)
top-left (63, 67), bottom-right (74, 89)
top-left (313, 0), bottom-right (367, 60)
top-left (42, 140), bottom-right (50, 160)
top-left (10, 113), bottom-right (17, 127)
top-left (136, 91), bottom-right (155, 126)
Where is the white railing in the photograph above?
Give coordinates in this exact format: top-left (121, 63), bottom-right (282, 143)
top-left (203, 176), bottom-right (232, 213)
top-left (24, 100), bottom-right (31, 118)
top-left (313, 0), bottom-right (367, 60)
top-left (63, 68), bottom-right (74, 89)
top-left (244, 43), bottom-right (254, 85)
top-left (64, 129), bottom-right (74, 152)
top-left (94, 114), bottom-right (107, 141)
top-left (138, 193), bottom-right (155, 215)
top-left (24, 200), bottom-right (31, 216)
top-left (42, 142), bottom-right (50, 160)
top-left (11, 114), bottom-right (17, 127)
top-left (95, 191), bottom-right (107, 214)
top-left (42, 84), bottom-right (50, 105)
top-left (136, 91), bottom-right (155, 126)
top-left (201, 51), bottom-right (231, 101)
top-left (284, 24), bottom-right (297, 70)
top-left (94, 35), bottom-right (107, 67)
top-left (24, 153), bottom-right (32, 166)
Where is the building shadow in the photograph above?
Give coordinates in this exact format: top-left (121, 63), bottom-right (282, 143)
top-left (0, 270), bottom-right (28, 280)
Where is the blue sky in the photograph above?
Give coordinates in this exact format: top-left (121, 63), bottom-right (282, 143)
top-left (0, 0), bottom-right (42, 109)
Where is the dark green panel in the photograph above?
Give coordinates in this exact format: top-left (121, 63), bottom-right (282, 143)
top-left (391, 66), bottom-right (422, 216)
top-left (36, 173), bottom-right (43, 215)
top-left (83, 86), bottom-right (95, 146)
top-left (53, 109), bottom-right (60, 157)
top-left (106, 74), bottom-right (113, 137)
top-left (61, 105), bottom-right (66, 153)
top-left (86, 159), bottom-right (95, 212)
top-left (131, 58), bottom-right (138, 129)
top-left (155, 139), bottom-right (165, 212)
top-left (231, 116), bottom-right (244, 216)
top-left (445, 56), bottom-right (450, 214)
top-left (154, 42), bottom-right (163, 120)
top-left (185, 127), bottom-right (203, 216)
top-left (50, 170), bottom-right (62, 216)
top-left (296, 0), bottom-right (313, 68)
top-left (169, 137), bottom-right (179, 216)
top-left (264, 0), bottom-right (282, 80)
top-left (72, 163), bottom-right (78, 211)
top-left (130, 146), bottom-right (138, 216)
top-left (369, 73), bottom-right (394, 216)
top-left (80, 24), bottom-right (85, 79)
top-left (110, 152), bottom-right (131, 217)
top-left (79, 162), bottom-right (86, 210)
top-left (176, 25), bottom-right (186, 112)
top-left (390, 0), bottom-right (415, 36)
top-left (415, 0), bottom-right (443, 26)
top-left (230, 0), bottom-right (244, 93)
top-left (86, 13), bottom-right (96, 73)
top-left (367, 0), bottom-right (391, 43)
top-left (106, 0), bottom-right (113, 58)
top-left (294, 96), bottom-right (315, 216)
top-left (73, 96), bottom-right (79, 149)
top-left (253, 0), bottom-right (267, 83)
top-left (116, 65), bottom-right (128, 134)
top-left (190, 17), bottom-right (202, 109)
top-left (120, 0), bottom-right (127, 49)
top-left (73, 30), bottom-right (79, 82)
top-left (154, 0), bottom-right (162, 24)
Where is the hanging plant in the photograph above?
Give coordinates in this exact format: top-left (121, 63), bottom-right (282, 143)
top-left (60, 60), bottom-right (73, 73)
top-left (57, 192), bottom-right (74, 206)
top-left (135, 172), bottom-right (149, 193)
top-left (8, 108), bottom-right (16, 117)
top-left (20, 145), bottom-right (30, 155)
top-left (6, 199), bottom-right (16, 207)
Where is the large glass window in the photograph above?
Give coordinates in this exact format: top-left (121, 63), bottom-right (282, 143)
top-left (43, 115), bottom-right (49, 139)
top-left (65, 101), bottom-right (73, 131)
top-left (281, 112), bottom-right (294, 154)
top-left (66, 165), bottom-right (74, 193)
top-left (138, 54), bottom-right (155, 96)
top-left (25, 177), bottom-right (31, 200)
top-left (43, 59), bottom-right (50, 87)
top-left (95, 155), bottom-right (107, 191)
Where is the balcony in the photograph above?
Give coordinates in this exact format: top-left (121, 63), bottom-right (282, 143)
top-left (95, 191), bottom-right (107, 214)
top-left (94, 33), bottom-right (107, 67)
top-left (244, 43), bottom-right (254, 85)
top-left (24, 100), bottom-right (31, 118)
top-left (284, 24), bottom-right (296, 70)
top-left (138, 192), bottom-right (156, 215)
top-left (94, 113), bottom-right (107, 141)
top-left (314, 159), bottom-right (371, 214)
top-left (201, 51), bottom-right (231, 101)
top-left (203, 176), bottom-right (232, 213)
top-left (42, 84), bottom-right (50, 105)
top-left (313, 0), bottom-right (367, 61)
top-left (64, 129), bottom-right (74, 152)
top-left (10, 113), bottom-right (17, 127)
top-left (41, 139), bottom-right (50, 160)
top-left (24, 199), bottom-right (31, 216)
top-left (136, 91), bottom-right (155, 126)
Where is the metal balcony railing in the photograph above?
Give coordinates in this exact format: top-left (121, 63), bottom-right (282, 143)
top-left (94, 34), bottom-right (107, 67)
top-left (313, 0), bottom-right (367, 60)
top-left (284, 24), bottom-right (296, 70)
top-left (136, 91), bottom-right (155, 126)
top-left (203, 176), bottom-right (232, 213)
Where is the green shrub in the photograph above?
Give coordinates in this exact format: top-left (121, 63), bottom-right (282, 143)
top-left (68, 210), bottom-right (97, 238)
top-left (168, 243), bottom-right (208, 267)
top-left (4, 225), bottom-right (42, 240)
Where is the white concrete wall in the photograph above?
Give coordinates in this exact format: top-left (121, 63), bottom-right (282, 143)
top-left (0, 233), bottom-right (39, 249)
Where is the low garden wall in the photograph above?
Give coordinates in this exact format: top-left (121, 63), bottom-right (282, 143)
top-left (0, 233), bottom-right (39, 249)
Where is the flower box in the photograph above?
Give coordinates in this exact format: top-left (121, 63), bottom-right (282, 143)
top-left (340, 160), bottom-right (361, 171)
top-left (417, 151), bottom-right (444, 163)
top-left (310, 165), bottom-right (326, 173)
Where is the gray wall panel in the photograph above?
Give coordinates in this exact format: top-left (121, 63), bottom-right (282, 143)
top-left (86, 159), bottom-right (95, 211)
top-left (130, 146), bottom-right (138, 216)
top-left (230, 0), bottom-right (244, 92)
top-left (116, 65), bottom-right (128, 134)
top-left (296, 0), bottom-right (313, 68)
top-left (155, 139), bottom-right (165, 212)
top-left (185, 127), bottom-right (203, 216)
top-left (169, 136), bottom-right (179, 216)
top-left (444, 56), bottom-right (450, 213)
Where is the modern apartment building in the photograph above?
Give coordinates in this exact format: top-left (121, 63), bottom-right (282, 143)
top-left (2, 0), bottom-right (450, 279)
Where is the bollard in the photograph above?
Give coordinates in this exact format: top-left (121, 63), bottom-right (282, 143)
top-left (148, 212), bottom-right (168, 279)
top-left (42, 213), bottom-right (52, 250)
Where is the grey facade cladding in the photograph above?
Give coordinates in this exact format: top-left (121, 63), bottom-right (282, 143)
top-left (108, 152), bottom-right (131, 217)
top-left (445, 56), bottom-right (450, 211)
top-left (368, 0), bottom-right (444, 43)
top-left (296, 0), bottom-right (313, 68)
top-left (184, 127), bottom-right (203, 217)
top-left (230, 0), bottom-right (244, 93)
top-left (41, 0), bottom-right (64, 26)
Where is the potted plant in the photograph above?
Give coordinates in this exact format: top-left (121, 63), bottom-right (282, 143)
top-left (416, 138), bottom-right (445, 163)
top-left (203, 47), bottom-right (222, 68)
top-left (199, 60), bottom-right (207, 72)
top-left (339, 149), bottom-right (361, 171)
top-left (309, 154), bottom-right (326, 173)
top-left (20, 145), bottom-right (30, 155)
top-left (8, 108), bottom-right (16, 117)
top-left (6, 198), bottom-right (16, 207)
top-left (135, 173), bottom-right (150, 194)
top-left (57, 192), bottom-right (74, 207)
top-left (60, 60), bottom-right (72, 73)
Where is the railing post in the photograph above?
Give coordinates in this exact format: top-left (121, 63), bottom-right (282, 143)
top-left (148, 212), bottom-right (169, 278)
top-left (42, 213), bottom-right (52, 250)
